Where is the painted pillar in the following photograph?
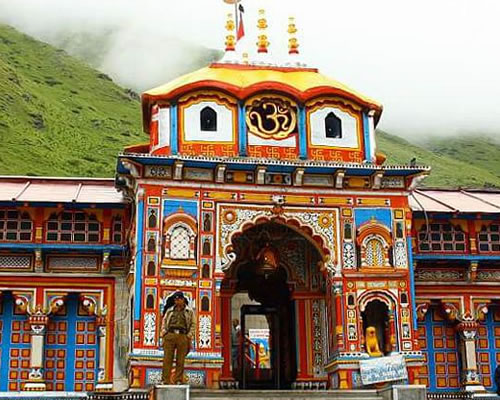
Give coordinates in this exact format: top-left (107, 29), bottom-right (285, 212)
top-left (294, 298), bottom-right (309, 379)
top-left (24, 313), bottom-right (49, 391)
top-left (456, 320), bottom-right (483, 391)
top-left (238, 102), bottom-right (247, 156)
top-left (95, 317), bottom-right (111, 391)
top-left (170, 103), bottom-right (178, 155)
top-left (134, 189), bottom-right (145, 347)
top-left (388, 308), bottom-right (397, 353)
top-left (333, 283), bottom-right (344, 351)
top-left (298, 106), bottom-right (307, 159)
top-left (219, 293), bottom-right (233, 384)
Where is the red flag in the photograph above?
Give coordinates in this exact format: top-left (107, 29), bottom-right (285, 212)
top-left (237, 6), bottom-right (245, 41)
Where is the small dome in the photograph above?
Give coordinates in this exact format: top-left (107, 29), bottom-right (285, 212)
top-left (141, 63), bottom-right (382, 131)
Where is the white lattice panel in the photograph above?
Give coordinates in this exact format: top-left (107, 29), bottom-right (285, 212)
top-left (0, 255), bottom-right (32, 269)
top-left (48, 257), bottom-right (99, 271)
top-left (170, 226), bottom-right (190, 260)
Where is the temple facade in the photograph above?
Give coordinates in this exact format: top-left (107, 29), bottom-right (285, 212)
top-left (0, 10), bottom-right (499, 398)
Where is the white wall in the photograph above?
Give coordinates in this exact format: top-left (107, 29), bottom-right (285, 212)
top-left (183, 101), bottom-right (234, 143)
top-left (309, 106), bottom-right (359, 148)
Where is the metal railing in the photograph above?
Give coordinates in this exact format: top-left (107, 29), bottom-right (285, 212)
top-left (243, 336), bottom-right (261, 378)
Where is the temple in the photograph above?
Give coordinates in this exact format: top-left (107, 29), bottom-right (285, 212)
top-left (0, 9), bottom-right (499, 399)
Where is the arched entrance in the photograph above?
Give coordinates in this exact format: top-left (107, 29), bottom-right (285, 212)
top-left (221, 221), bottom-right (328, 389)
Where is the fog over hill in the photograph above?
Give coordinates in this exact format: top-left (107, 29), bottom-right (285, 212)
top-left (1, 0), bottom-right (499, 141)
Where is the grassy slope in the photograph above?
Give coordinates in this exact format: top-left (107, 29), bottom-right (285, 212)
top-left (0, 24), bottom-right (499, 188)
top-left (419, 135), bottom-right (500, 181)
top-left (377, 131), bottom-right (500, 188)
top-left (0, 24), bottom-right (144, 177)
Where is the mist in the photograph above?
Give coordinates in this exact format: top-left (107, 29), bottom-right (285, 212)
top-left (1, 0), bottom-right (499, 139)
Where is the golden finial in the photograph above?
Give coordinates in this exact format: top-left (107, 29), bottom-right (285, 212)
top-left (256, 9), bottom-right (269, 54)
top-left (288, 17), bottom-right (299, 55)
top-left (225, 13), bottom-right (236, 52)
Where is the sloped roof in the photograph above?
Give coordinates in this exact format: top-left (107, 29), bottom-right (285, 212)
top-left (410, 189), bottom-right (500, 213)
top-left (0, 176), bottom-right (124, 204)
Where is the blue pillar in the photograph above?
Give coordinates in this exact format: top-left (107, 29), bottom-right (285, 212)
top-left (362, 112), bottom-right (371, 162)
top-left (298, 106), bottom-right (307, 159)
top-left (170, 103), bottom-right (178, 155)
top-left (407, 236), bottom-right (418, 331)
top-left (238, 102), bottom-right (247, 156)
top-left (134, 198), bottom-right (145, 321)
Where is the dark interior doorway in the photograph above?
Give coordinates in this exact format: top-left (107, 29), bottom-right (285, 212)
top-left (235, 264), bottom-right (296, 389)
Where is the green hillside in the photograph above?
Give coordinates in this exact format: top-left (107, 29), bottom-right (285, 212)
top-left (0, 24), bottom-right (499, 188)
top-left (377, 131), bottom-right (500, 188)
top-left (0, 24), bottom-right (143, 177)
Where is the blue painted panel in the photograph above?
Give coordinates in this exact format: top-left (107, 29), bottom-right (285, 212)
top-left (419, 309), bottom-right (460, 392)
top-left (238, 102), bottom-right (247, 156)
top-left (407, 237), bottom-right (418, 331)
top-left (362, 112), bottom-right (371, 162)
top-left (414, 254), bottom-right (500, 261)
top-left (298, 107), bottom-right (307, 159)
top-left (45, 294), bottom-right (98, 391)
top-left (478, 311), bottom-right (499, 391)
top-left (163, 199), bottom-right (198, 219)
top-left (0, 294), bottom-right (14, 391)
top-left (354, 208), bottom-right (392, 230)
top-left (134, 199), bottom-right (144, 320)
top-left (170, 103), bottom-right (178, 155)
top-left (0, 244), bottom-right (125, 253)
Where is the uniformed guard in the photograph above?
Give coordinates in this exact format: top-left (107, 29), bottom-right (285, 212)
top-left (160, 291), bottom-right (196, 385)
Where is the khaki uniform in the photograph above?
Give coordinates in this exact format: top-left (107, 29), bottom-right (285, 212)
top-left (160, 305), bottom-right (195, 384)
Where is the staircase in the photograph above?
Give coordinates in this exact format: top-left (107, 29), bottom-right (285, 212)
top-left (190, 389), bottom-right (383, 400)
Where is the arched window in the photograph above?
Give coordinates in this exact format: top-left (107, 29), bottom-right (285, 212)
top-left (478, 224), bottom-right (500, 253)
top-left (200, 106), bottom-right (217, 131)
top-left (344, 222), bottom-right (352, 240)
top-left (0, 210), bottom-right (33, 241)
top-left (170, 226), bottom-right (190, 260)
top-left (325, 112), bottom-right (342, 139)
top-left (146, 294), bottom-right (155, 309)
top-left (202, 263), bottom-right (210, 279)
top-left (147, 236), bottom-right (156, 252)
top-left (201, 296), bottom-right (210, 312)
top-left (203, 214), bottom-right (212, 232)
top-left (148, 209), bottom-right (157, 229)
top-left (46, 211), bottom-right (99, 242)
top-left (364, 237), bottom-right (385, 267)
top-left (147, 261), bottom-right (156, 276)
top-left (202, 238), bottom-right (211, 256)
top-left (418, 223), bottom-right (466, 252)
top-left (112, 215), bottom-right (123, 244)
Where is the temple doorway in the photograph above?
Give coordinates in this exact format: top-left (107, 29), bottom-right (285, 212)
top-left (223, 221), bottom-right (327, 389)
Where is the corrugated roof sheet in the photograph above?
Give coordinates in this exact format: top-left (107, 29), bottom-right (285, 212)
top-left (410, 189), bottom-right (500, 213)
top-left (0, 177), bottom-right (125, 204)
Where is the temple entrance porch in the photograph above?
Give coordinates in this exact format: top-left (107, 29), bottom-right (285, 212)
top-left (219, 221), bottom-right (330, 390)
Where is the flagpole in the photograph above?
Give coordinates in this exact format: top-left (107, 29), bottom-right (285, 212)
top-left (234, 2), bottom-right (239, 35)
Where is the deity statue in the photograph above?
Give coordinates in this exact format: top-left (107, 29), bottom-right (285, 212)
top-left (365, 326), bottom-right (383, 357)
top-left (256, 241), bottom-right (279, 276)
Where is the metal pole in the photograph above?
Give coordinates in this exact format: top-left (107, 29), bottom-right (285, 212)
top-left (235, 2), bottom-right (239, 37)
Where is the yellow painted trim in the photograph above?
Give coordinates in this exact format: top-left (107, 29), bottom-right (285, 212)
top-left (357, 198), bottom-right (390, 206)
top-left (163, 189), bottom-right (200, 198)
top-left (204, 192), bottom-right (235, 200)
top-left (284, 195), bottom-right (314, 205)
top-left (319, 197), bottom-right (352, 205)
top-left (239, 193), bottom-right (272, 202)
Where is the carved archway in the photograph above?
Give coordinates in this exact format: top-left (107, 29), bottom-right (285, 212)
top-left (216, 204), bottom-right (338, 277)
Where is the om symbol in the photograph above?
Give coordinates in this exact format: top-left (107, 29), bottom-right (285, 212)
top-left (246, 98), bottom-right (297, 140)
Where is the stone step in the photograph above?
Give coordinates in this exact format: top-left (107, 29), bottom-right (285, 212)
top-left (190, 389), bottom-right (383, 400)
